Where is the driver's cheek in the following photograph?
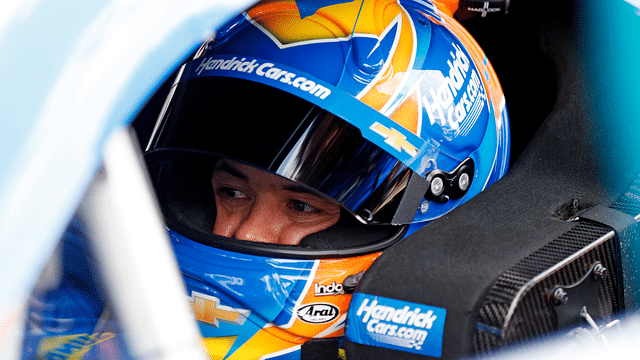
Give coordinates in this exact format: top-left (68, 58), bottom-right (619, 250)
top-left (212, 206), bottom-right (246, 238)
top-left (278, 222), bottom-right (331, 246)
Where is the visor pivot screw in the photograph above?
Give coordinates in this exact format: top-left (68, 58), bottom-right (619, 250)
top-left (458, 173), bottom-right (470, 192)
top-left (431, 177), bottom-right (445, 197)
top-left (552, 288), bottom-right (568, 305)
top-left (420, 200), bottom-right (430, 214)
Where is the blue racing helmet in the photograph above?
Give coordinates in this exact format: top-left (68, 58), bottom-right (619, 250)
top-left (143, 0), bottom-right (510, 358)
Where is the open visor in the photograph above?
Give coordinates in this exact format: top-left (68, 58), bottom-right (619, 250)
top-left (147, 76), bottom-right (420, 225)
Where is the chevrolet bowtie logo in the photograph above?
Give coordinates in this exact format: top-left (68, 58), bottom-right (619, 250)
top-left (370, 122), bottom-right (419, 157)
top-left (188, 291), bottom-right (250, 327)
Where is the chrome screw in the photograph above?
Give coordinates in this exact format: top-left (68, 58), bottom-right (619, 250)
top-left (420, 200), bottom-right (429, 214)
top-left (431, 177), bottom-right (444, 196)
top-left (593, 263), bottom-right (608, 281)
top-left (553, 288), bottom-right (568, 305)
top-left (458, 173), bottom-right (470, 192)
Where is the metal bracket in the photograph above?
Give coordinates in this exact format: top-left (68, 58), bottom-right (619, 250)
top-left (424, 158), bottom-right (475, 204)
top-left (550, 262), bottom-right (607, 329)
top-left (577, 204), bottom-right (640, 309)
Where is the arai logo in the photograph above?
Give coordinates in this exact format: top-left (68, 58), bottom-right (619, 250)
top-left (297, 303), bottom-right (340, 324)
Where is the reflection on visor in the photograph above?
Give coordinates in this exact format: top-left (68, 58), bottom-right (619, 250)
top-left (148, 76), bottom-right (414, 225)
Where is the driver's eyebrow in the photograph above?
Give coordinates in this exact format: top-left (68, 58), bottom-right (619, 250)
top-left (214, 162), bottom-right (248, 181)
top-left (282, 185), bottom-right (322, 196)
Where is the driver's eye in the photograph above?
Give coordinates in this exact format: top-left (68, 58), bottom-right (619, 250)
top-left (220, 187), bottom-right (247, 199)
top-left (289, 200), bottom-right (319, 213)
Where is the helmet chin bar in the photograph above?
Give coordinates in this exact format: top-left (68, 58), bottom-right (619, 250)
top-left (424, 158), bottom-right (475, 204)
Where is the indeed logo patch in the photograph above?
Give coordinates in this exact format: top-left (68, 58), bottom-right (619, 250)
top-left (314, 281), bottom-right (344, 296)
top-left (346, 293), bottom-right (447, 357)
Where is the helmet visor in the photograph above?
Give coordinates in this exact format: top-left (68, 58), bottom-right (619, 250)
top-left (147, 76), bottom-right (414, 225)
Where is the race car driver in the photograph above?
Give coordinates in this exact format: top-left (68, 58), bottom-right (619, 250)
top-left (22, 0), bottom-right (510, 359)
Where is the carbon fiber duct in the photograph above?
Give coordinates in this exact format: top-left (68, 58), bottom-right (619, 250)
top-left (474, 176), bottom-right (640, 352)
top-left (473, 198), bottom-right (638, 352)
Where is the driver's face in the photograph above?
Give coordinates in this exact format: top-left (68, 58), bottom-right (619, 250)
top-left (211, 160), bottom-right (340, 245)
